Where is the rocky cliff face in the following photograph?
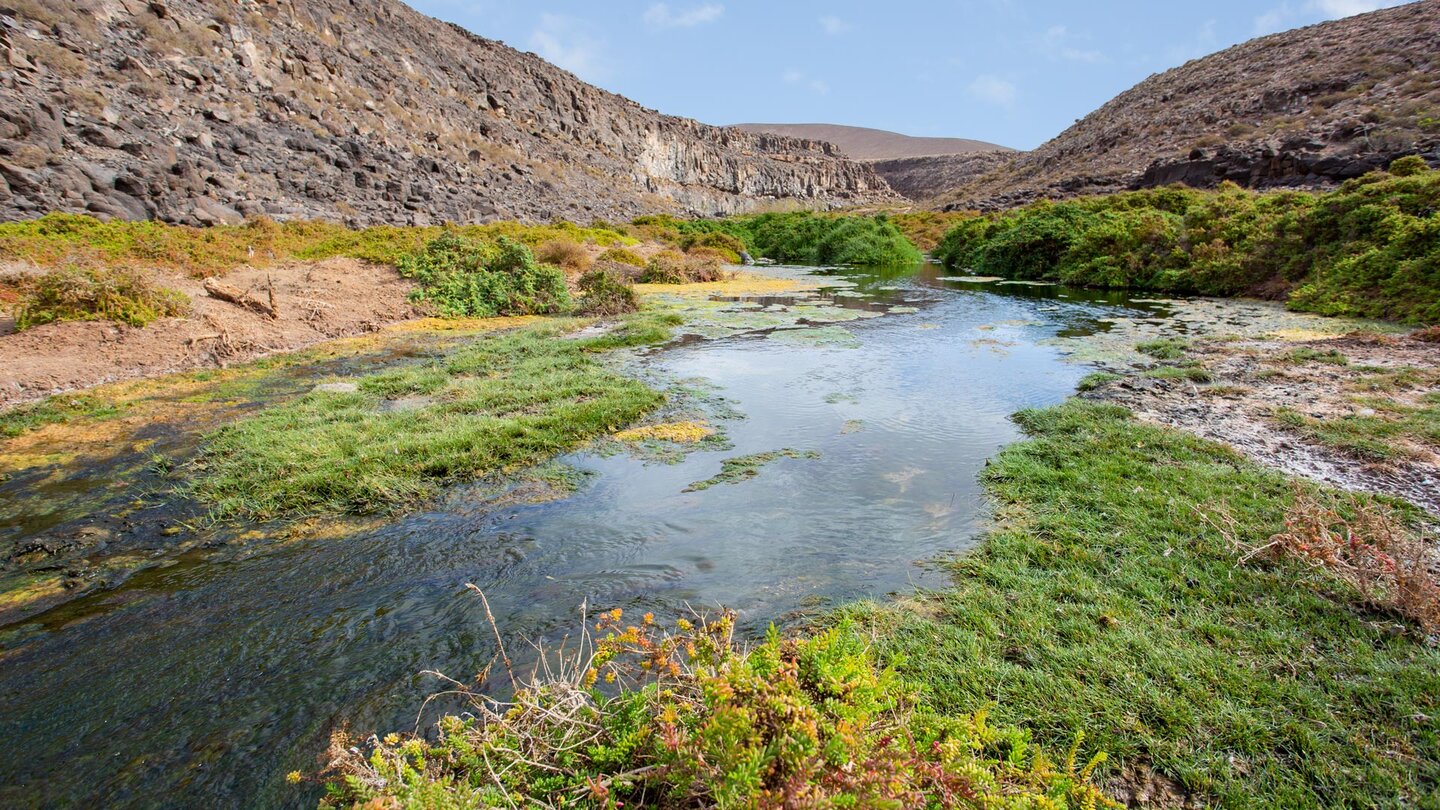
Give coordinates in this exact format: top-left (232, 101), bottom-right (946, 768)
top-left (869, 152), bottom-right (1014, 202)
top-left (0, 0), bottom-right (895, 226)
top-left (940, 1), bottom-right (1440, 210)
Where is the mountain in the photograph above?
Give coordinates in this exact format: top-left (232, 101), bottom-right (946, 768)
top-left (940, 1), bottom-right (1440, 210)
top-left (730, 124), bottom-right (1012, 161)
top-left (0, 0), bottom-right (895, 227)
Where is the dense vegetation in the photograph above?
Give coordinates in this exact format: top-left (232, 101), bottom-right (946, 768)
top-left (852, 400), bottom-right (1440, 808)
top-left (318, 614), bottom-right (1115, 808)
top-left (396, 234), bottom-right (570, 317)
top-left (934, 160), bottom-right (1440, 324)
top-left (0, 212), bottom-right (633, 275)
top-left (634, 211), bottom-right (924, 267)
top-left (194, 315), bottom-right (678, 519)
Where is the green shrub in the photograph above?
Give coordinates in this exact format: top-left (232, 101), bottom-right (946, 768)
top-left (396, 234), bottom-right (570, 317)
top-left (1388, 155), bottom-right (1430, 177)
top-left (596, 246), bottom-right (646, 267)
top-left (576, 268), bottom-right (639, 315)
top-left (15, 265), bottom-right (189, 329)
top-left (638, 249), bottom-right (689, 284)
top-left (934, 172), bottom-right (1440, 324)
top-left (634, 212), bottom-right (923, 267)
top-left (681, 230), bottom-right (746, 262)
top-left (314, 614), bottom-right (1114, 809)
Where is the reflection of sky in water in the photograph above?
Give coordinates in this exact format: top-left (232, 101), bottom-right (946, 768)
top-left (0, 265), bottom-right (1158, 809)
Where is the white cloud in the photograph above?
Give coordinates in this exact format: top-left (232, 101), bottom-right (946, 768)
top-left (1312, 0), bottom-right (1396, 15)
top-left (819, 15), bottom-right (851, 35)
top-left (967, 74), bottom-right (1016, 107)
top-left (528, 13), bottom-right (607, 79)
top-left (642, 3), bottom-right (724, 29)
top-left (1039, 25), bottom-right (1106, 63)
top-left (782, 68), bottom-right (830, 96)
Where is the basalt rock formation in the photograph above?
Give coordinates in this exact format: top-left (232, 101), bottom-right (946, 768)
top-left (0, 0), bottom-right (896, 227)
top-left (940, 1), bottom-right (1440, 211)
top-left (869, 151), bottom-right (1015, 202)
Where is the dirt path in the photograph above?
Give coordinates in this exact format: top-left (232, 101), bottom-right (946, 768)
top-left (0, 259), bottom-right (421, 407)
top-left (1090, 331), bottom-right (1440, 517)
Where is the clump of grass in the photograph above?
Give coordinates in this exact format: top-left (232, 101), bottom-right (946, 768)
top-left (0, 393), bottom-right (123, 439)
top-left (575, 268), bottom-right (639, 316)
top-left (15, 265), bottom-right (189, 329)
top-left (1077, 371), bottom-right (1121, 391)
top-left (848, 400), bottom-right (1440, 807)
top-left (683, 448), bottom-right (819, 492)
top-left (1136, 337), bottom-right (1189, 360)
top-left (1285, 346), bottom-right (1349, 365)
top-left (397, 234), bottom-right (570, 317)
top-left (192, 318), bottom-right (672, 519)
top-left (313, 607), bottom-right (1116, 808)
top-left (1144, 365), bottom-right (1214, 383)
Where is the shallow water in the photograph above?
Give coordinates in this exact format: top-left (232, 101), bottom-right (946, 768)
top-left (0, 264), bottom-right (1164, 808)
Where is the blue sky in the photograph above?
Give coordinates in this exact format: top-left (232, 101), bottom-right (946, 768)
top-left (409, 0), bottom-right (1408, 150)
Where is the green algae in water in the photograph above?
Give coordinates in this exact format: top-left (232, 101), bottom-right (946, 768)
top-left (682, 449), bottom-right (820, 492)
top-left (769, 326), bottom-right (862, 349)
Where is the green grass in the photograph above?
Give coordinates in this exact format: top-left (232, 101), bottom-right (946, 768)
top-left (15, 265), bottom-right (189, 329)
top-left (1285, 347), bottom-right (1349, 365)
top-left (0, 393), bottom-right (123, 439)
top-left (1136, 338), bottom-right (1190, 360)
top-left (932, 164), bottom-right (1440, 324)
top-left (848, 400), bottom-right (1440, 808)
top-left (1076, 371), bottom-right (1122, 391)
top-left (1274, 399), bottom-right (1439, 461)
top-left (1144, 364), bottom-right (1215, 383)
top-left (192, 315), bottom-right (679, 519)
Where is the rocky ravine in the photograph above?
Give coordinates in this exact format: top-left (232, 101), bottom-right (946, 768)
top-left (939, 1), bottom-right (1440, 210)
top-left (0, 0), bottom-right (896, 227)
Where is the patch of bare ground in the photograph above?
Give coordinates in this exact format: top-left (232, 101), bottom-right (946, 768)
top-left (1089, 330), bottom-right (1440, 517)
top-left (0, 259), bottom-right (421, 407)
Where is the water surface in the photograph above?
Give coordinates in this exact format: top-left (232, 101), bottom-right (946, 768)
top-left (0, 264), bottom-right (1163, 808)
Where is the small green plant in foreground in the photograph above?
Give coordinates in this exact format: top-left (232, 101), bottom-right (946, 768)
top-left (683, 448), bottom-right (820, 492)
top-left (193, 316), bottom-right (678, 519)
top-left (315, 610), bottom-right (1116, 809)
top-left (848, 401), bottom-right (1440, 807)
top-left (15, 265), bottom-right (189, 329)
top-left (397, 234), bottom-right (570, 317)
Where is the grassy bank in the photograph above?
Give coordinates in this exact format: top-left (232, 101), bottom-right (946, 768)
top-left (934, 160), bottom-right (1440, 324)
top-left (850, 400), bottom-right (1439, 808)
top-left (193, 313), bottom-right (678, 519)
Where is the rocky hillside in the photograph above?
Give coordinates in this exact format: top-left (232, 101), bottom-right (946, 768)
top-left (0, 0), bottom-right (896, 227)
top-left (730, 124), bottom-right (1009, 161)
top-left (869, 151), bottom-right (1014, 201)
top-left (940, 1), bottom-right (1440, 210)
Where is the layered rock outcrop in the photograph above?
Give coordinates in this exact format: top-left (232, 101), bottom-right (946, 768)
top-left (0, 0), bottom-right (895, 226)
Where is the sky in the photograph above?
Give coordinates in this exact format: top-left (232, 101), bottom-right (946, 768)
top-left (408, 0), bottom-right (1409, 151)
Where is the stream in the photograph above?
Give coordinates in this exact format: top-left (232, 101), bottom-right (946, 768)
top-left (0, 263), bottom-right (1165, 808)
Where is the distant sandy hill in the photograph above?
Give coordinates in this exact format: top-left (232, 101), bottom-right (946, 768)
top-left (730, 124), bottom-right (1013, 161)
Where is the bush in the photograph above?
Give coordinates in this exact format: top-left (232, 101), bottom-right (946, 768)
top-left (535, 238), bottom-right (591, 272)
top-left (934, 173), bottom-right (1440, 324)
top-left (15, 265), bottom-right (189, 329)
top-left (397, 234), bottom-right (570, 317)
top-left (576, 268), bottom-right (639, 315)
top-left (596, 246), bottom-right (646, 267)
top-left (681, 231), bottom-right (746, 262)
top-left (315, 613), bottom-right (1114, 809)
top-left (630, 212), bottom-right (924, 267)
top-left (1388, 155), bottom-right (1430, 177)
top-left (638, 250), bottom-right (726, 284)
